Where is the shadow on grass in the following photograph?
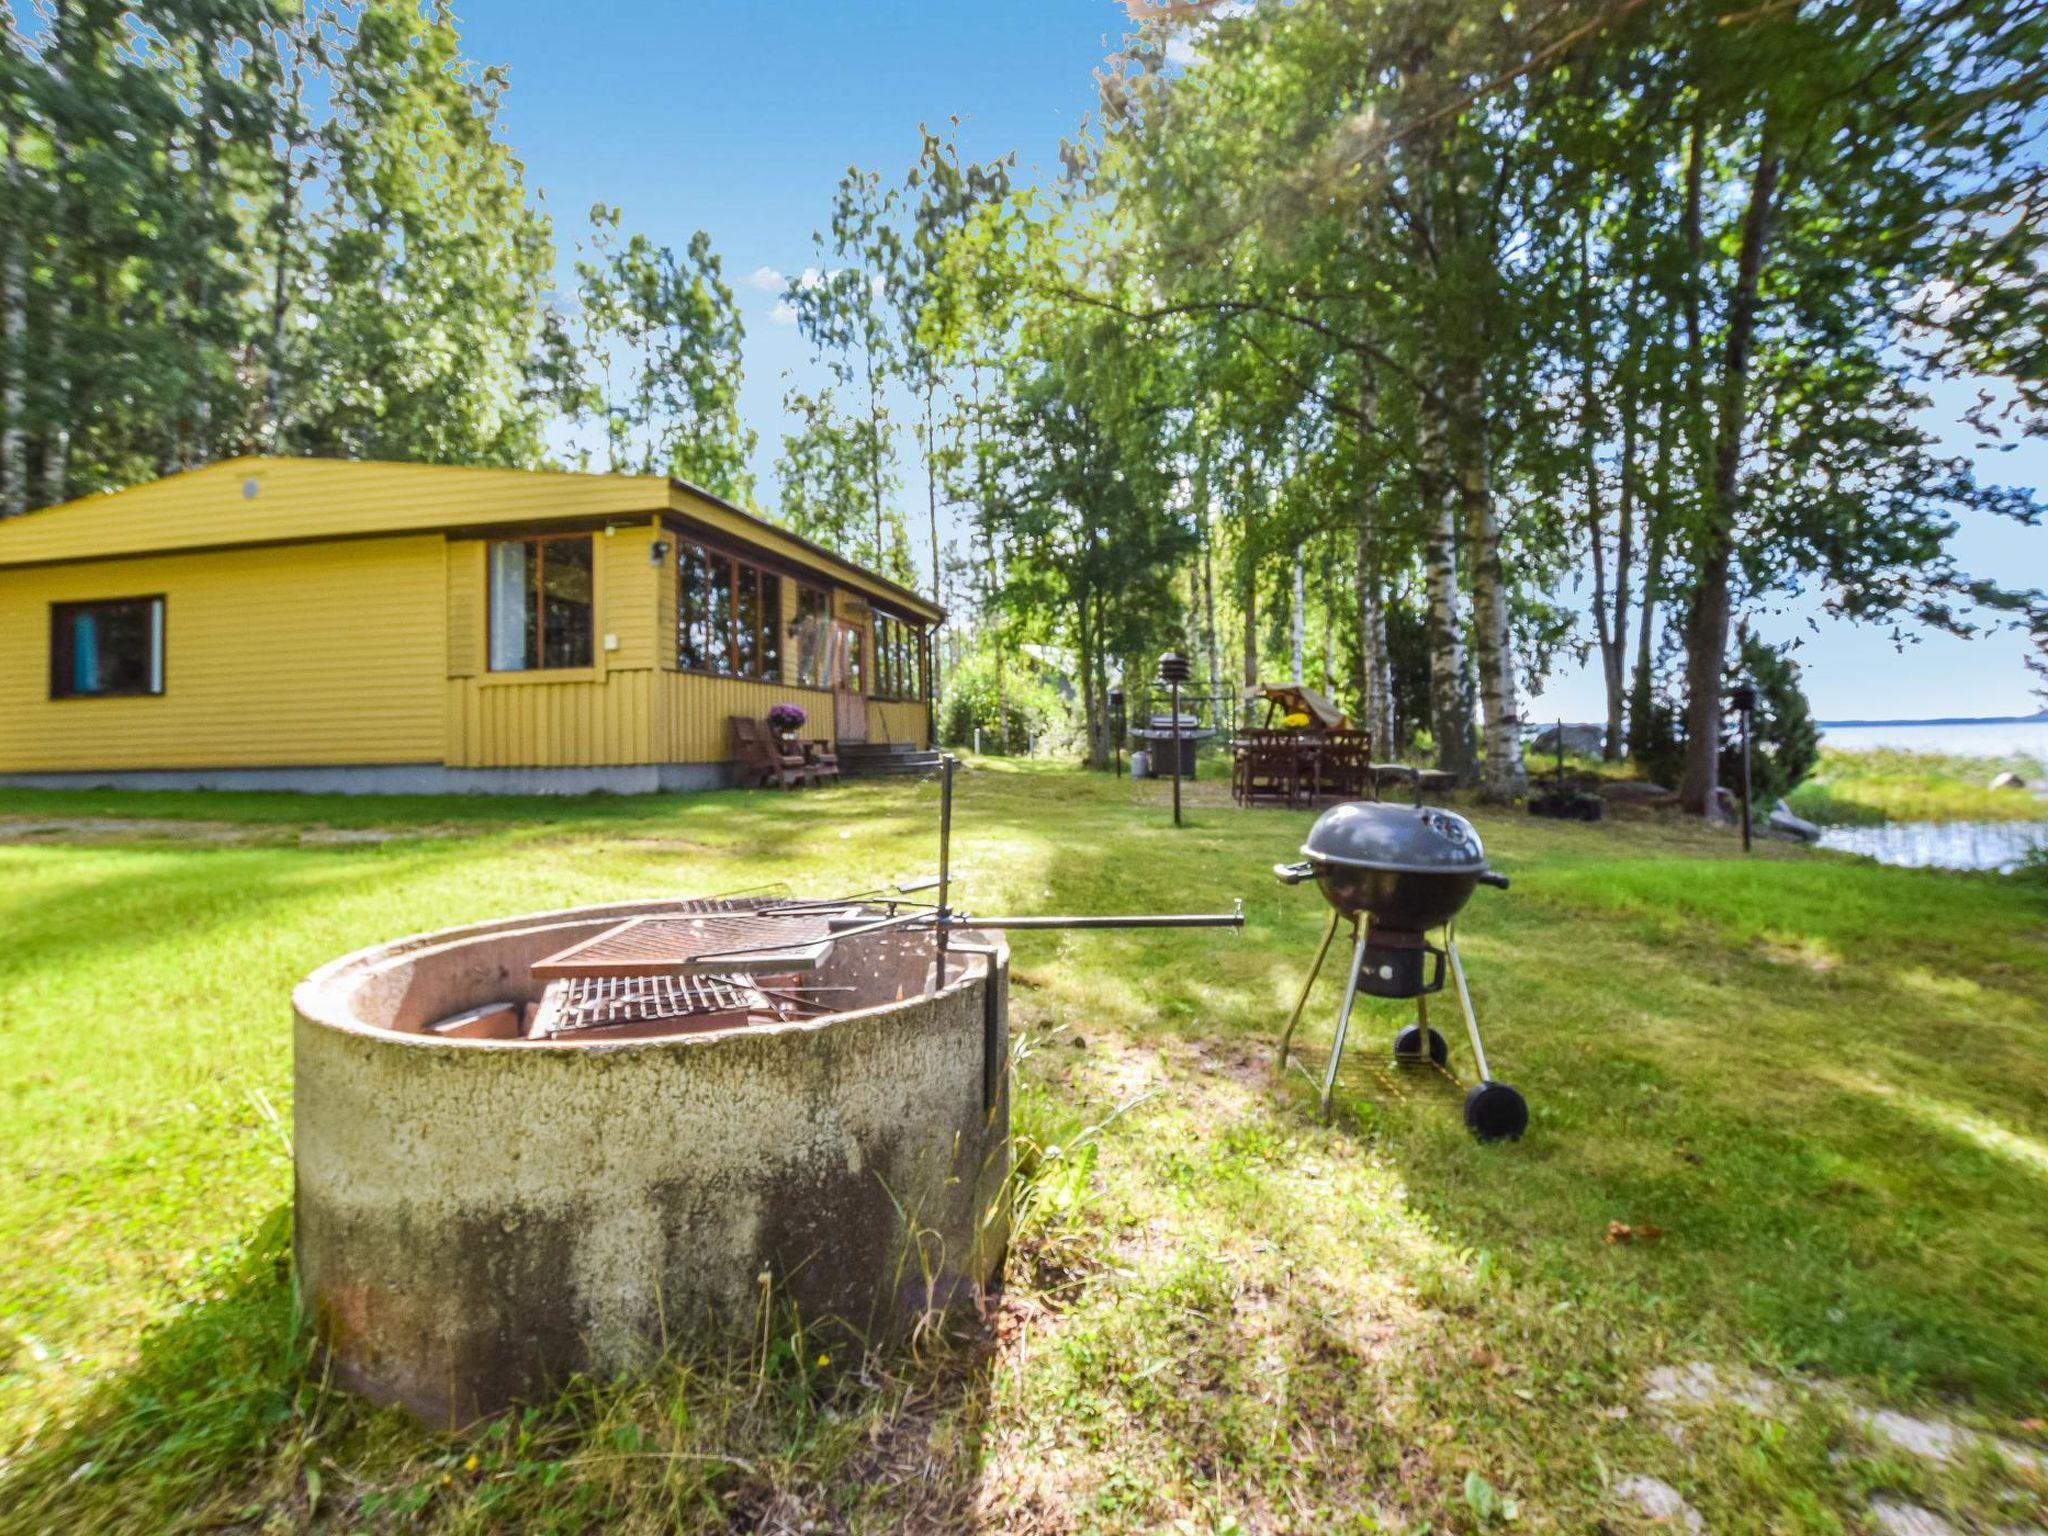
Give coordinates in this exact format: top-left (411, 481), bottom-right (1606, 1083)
top-left (1, 1205), bottom-right (1006, 1536)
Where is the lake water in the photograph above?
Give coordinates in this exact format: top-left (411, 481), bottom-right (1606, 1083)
top-left (1816, 820), bottom-right (2048, 874)
top-left (1810, 719), bottom-right (2047, 872)
top-left (1818, 719), bottom-right (2048, 760)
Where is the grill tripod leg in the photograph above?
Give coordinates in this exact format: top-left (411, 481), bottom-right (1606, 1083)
top-left (1318, 921), bottom-right (1372, 1124)
top-left (1274, 908), bottom-right (1341, 1078)
top-left (1446, 936), bottom-right (1491, 1082)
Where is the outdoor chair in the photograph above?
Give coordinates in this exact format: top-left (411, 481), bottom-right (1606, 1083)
top-left (1321, 729), bottom-right (1375, 800)
top-left (731, 716), bottom-right (812, 790)
top-left (801, 739), bottom-right (841, 784)
top-left (1235, 728), bottom-right (1302, 807)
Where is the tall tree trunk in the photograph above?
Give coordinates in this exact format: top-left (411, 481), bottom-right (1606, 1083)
top-left (1240, 492), bottom-right (1259, 695)
top-left (266, 15), bottom-right (305, 450)
top-left (1607, 301), bottom-right (1643, 761)
top-left (1, 116), bottom-right (25, 518)
top-left (923, 381), bottom-right (943, 699)
top-left (1199, 465), bottom-right (1222, 718)
top-left (1628, 400), bottom-right (1674, 760)
top-left (1354, 514), bottom-right (1394, 752)
top-left (41, 1), bottom-right (72, 507)
top-left (1290, 549), bottom-right (1305, 684)
top-left (1451, 367), bottom-right (1525, 802)
top-left (1415, 394), bottom-right (1476, 783)
top-left (1679, 134), bottom-right (1781, 817)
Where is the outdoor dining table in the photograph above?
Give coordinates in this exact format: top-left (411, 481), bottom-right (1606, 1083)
top-left (1230, 730), bottom-right (1371, 805)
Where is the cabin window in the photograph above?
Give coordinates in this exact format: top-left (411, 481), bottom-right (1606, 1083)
top-left (872, 611), bottom-right (925, 701)
top-left (676, 538), bottom-right (783, 680)
top-left (488, 535), bottom-right (593, 671)
top-left (790, 584), bottom-right (831, 687)
top-left (50, 596), bottom-right (164, 699)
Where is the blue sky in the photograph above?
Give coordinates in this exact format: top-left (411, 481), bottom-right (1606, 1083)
top-left (463, 0), bottom-right (2046, 722)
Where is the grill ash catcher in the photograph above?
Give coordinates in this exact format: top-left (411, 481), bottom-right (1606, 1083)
top-left (1273, 767), bottom-right (1528, 1141)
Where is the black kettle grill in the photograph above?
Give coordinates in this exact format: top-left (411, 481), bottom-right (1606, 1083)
top-left (1273, 769), bottom-right (1528, 1140)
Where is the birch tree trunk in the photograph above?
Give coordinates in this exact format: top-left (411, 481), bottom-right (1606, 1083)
top-left (1, 116), bottom-right (25, 518)
top-left (1354, 516), bottom-right (1394, 751)
top-left (1415, 392), bottom-right (1477, 783)
top-left (41, 1), bottom-right (71, 507)
top-left (1679, 136), bottom-right (1781, 817)
top-left (1451, 367), bottom-right (1526, 801)
top-left (1290, 550), bottom-right (1305, 684)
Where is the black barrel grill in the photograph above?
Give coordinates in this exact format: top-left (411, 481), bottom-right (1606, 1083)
top-left (1272, 770), bottom-right (1528, 1140)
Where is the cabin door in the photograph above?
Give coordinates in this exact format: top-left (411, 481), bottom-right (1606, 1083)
top-left (835, 689), bottom-right (868, 745)
top-left (830, 607), bottom-right (869, 744)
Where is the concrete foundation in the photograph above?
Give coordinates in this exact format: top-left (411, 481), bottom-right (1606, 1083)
top-left (0, 761), bottom-right (736, 795)
top-left (292, 898), bottom-right (1009, 1424)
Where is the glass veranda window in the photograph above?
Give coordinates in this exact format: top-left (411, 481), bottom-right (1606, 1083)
top-left (488, 536), bottom-right (594, 671)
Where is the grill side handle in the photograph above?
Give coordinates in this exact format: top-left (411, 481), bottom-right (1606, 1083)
top-left (1273, 861), bottom-right (1317, 886)
top-left (1477, 870), bottom-right (1510, 890)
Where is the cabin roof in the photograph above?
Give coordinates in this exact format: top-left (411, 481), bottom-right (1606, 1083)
top-left (0, 457), bottom-right (942, 622)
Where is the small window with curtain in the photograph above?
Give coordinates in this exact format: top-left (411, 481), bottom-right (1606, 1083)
top-left (488, 535), bottom-right (594, 671)
top-left (50, 597), bottom-right (165, 699)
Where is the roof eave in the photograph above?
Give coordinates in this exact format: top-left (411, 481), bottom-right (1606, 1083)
top-left (665, 476), bottom-right (945, 623)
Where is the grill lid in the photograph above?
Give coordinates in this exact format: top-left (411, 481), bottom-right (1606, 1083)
top-left (1301, 801), bottom-right (1487, 875)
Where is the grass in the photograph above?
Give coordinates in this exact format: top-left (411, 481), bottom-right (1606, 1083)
top-left (1, 763), bottom-right (2045, 1532)
top-left (1784, 748), bottom-right (2046, 826)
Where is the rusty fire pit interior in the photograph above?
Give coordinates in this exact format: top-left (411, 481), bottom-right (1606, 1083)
top-left (292, 895), bottom-right (1010, 1425)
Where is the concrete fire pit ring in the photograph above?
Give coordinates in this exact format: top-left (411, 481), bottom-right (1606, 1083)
top-left (292, 896), bottom-right (1009, 1425)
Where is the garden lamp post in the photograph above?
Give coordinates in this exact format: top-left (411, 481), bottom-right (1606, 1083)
top-left (1730, 681), bottom-right (1758, 853)
top-left (1108, 689), bottom-right (1126, 779)
top-left (1159, 652), bottom-right (1191, 827)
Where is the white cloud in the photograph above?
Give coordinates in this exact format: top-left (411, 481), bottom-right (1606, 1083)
top-left (769, 299), bottom-right (798, 327)
top-left (744, 265), bottom-right (785, 294)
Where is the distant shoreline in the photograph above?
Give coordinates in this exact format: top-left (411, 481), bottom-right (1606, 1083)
top-left (1819, 713), bottom-right (2048, 729)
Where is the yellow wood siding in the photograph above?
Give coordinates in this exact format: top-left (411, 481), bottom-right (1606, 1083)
top-left (0, 536), bottom-right (445, 771)
top-left (0, 457), bottom-right (667, 570)
top-left (867, 700), bottom-right (930, 748)
top-left (598, 523), bottom-right (660, 669)
top-left (445, 672), bottom-right (658, 768)
top-left (663, 677), bottom-right (834, 764)
top-left (445, 540), bottom-right (483, 678)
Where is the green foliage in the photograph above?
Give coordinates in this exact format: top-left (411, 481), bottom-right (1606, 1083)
top-left (293, 1), bottom-right (556, 466)
top-left (1724, 636), bottom-right (1821, 806)
top-left (935, 643), bottom-right (1070, 754)
top-left (562, 209), bottom-right (756, 499)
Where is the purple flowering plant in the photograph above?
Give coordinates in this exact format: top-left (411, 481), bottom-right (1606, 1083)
top-left (766, 703), bottom-right (808, 732)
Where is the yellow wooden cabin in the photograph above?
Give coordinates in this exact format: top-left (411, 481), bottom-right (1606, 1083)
top-left (0, 458), bottom-right (940, 794)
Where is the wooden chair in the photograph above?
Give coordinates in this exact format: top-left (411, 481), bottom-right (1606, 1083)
top-left (731, 717), bottom-right (811, 790)
top-left (1321, 729), bottom-right (1375, 800)
top-left (801, 740), bottom-right (841, 784)
top-left (1235, 728), bottom-right (1301, 807)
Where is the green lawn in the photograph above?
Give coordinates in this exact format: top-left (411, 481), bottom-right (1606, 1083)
top-left (1, 764), bottom-right (2044, 1533)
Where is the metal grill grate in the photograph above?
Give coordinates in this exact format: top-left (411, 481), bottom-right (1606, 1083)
top-left (529, 909), bottom-right (849, 980)
top-left (536, 972), bottom-right (759, 1034)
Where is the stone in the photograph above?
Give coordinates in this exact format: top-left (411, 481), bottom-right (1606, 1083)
top-left (1598, 780), bottom-right (1676, 805)
top-left (1613, 1475), bottom-right (1706, 1533)
top-left (1645, 1362), bottom-right (1780, 1416)
top-left (1531, 722), bottom-right (1607, 757)
top-left (1868, 1498), bottom-right (1958, 1536)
